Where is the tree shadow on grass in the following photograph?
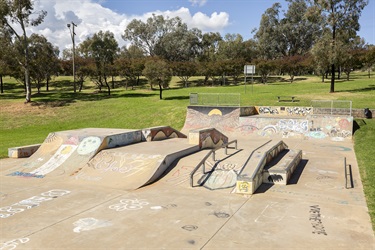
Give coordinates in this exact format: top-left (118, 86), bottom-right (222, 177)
top-left (2, 90), bottom-right (158, 108)
top-left (335, 85), bottom-right (375, 93)
top-left (163, 95), bottom-right (189, 101)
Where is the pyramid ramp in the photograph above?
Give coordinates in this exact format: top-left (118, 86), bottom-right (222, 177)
top-left (69, 138), bottom-right (200, 190)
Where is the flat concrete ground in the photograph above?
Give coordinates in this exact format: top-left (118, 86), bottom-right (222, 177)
top-left (0, 135), bottom-right (374, 249)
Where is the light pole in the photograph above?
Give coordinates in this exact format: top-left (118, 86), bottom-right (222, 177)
top-left (67, 22), bottom-right (77, 93)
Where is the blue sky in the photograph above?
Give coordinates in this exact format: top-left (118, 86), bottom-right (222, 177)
top-left (29, 0), bottom-right (374, 54)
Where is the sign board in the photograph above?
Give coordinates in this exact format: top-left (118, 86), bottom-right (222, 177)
top-left (244, 65), bottom-right (255, 74)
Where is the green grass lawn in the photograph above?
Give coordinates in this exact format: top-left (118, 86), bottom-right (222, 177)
top-left (0, 73), bottom-right (374, 230)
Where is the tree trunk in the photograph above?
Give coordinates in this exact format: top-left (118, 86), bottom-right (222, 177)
top-left (158, 82), bottom-right (163, 100)
top-left (0, 74), bottom-right (3, 93)
top-left (321, 73), bottom-right (324, 82)
top-left (330, 63), bottom-right (335, 93)
top-left (104, 76), bottom-right (111, 96)
top-left (37, 80), bottom-right (41, 94)
top-left (46, 77), bottom-right (49, 91)
top-left (330, 22), bottom-right (336, 93)
top-left (112, 75), bottom-right (115, 89)
top-left (23, 28), bottom-right (31, 102)
top-left (25, 67), bottom-right (31, 102)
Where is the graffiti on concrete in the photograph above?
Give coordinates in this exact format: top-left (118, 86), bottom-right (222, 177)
top-left (109, 198), bottom-right (149, 211)
top-left (278, 119), bottom-right (308, 133)
top-left (77, 136), bottom-right (101, 155)
top-left (73, 217), bottom-right (112, 233)
top-left (286, 107), bottom-right (312, 116)
top-left (183, 108), bottom-right (240, 133)
top-left (182, 225), bottom-right (198, 231)
top-left (87, 151), bottom-right (163, 175)
top-left (7, 171), bottom-right (44, 178)
top-left (0, 189), bottom-right (70, 219)
top-left (258, 107), bottom-right (279, 115)
top-left (309, 205), bottom-right (327, 236)
top-left (107, 132), bottom-right (142, 148)
top-left (259, 119), bottom-right (308, 136)
top-left (28, 144), bottom-right (77, 176)
top-left (0, 238), bottom-right (29, 250)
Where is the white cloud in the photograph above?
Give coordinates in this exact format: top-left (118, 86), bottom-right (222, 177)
top-left (151, 7), bottom-right (230, 32)
top-left (189, 0), bottom-right (208, 7)
top-left (26, 0), bottom-right (230, 56)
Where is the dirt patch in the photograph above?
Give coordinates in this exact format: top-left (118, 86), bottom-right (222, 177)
top-left (1, 101), bottom-right (60, 117)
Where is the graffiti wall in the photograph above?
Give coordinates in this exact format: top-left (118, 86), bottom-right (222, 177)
top-left (238, 115), bottom-right (353, 140)
top-left (182, 106), bottom-right (240, 134)
top-left (256, 106), bottom-right (313, 116)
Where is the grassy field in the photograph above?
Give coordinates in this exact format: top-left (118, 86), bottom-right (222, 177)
top-left (0, 73), bottom-right (374, 229)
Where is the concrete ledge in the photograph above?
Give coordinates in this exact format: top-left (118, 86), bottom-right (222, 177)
top-left (263, 149), bottom-right (302, 185)
top-left (188, 127), bottom-right (228, 149)
top-left (236, 141), bottom-right (288, 195)
top-left (8, 144), bottom-right (41, 158)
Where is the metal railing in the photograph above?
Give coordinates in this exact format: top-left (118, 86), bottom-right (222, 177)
top-left (238, 140), bottom-right (272, 176)
top-left (190, 140), bottom-right (238, 187)
top-left (344, 157), bottom-right (354, 189)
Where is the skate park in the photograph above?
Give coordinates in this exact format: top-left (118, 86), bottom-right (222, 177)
top-left (0, 99), bottom-right (374, 249)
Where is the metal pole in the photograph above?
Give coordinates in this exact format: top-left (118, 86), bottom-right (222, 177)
top-left (72, 22), bottom-right (76, 93)
top-left (68, 22), bottom-right (77, 93)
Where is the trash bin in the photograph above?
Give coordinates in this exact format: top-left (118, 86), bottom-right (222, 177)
top-left (364, 108), bottom-right (372, 119)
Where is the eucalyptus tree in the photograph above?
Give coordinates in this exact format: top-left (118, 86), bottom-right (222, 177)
top-left (142, 58), bottom-right (172, 99)
top-left (216, 34), bottom-right (247, 84)
top-left (117, 45), bottom-right (145, 89)
top-left (124, 15), bottom-right (201, 62)
top-left (307, 0), bottom-right (368, 92)
top-left (156, 26), bottom-right (201, 62)
top-left (0, 0), bottom-right (47, 102)
top-left (171, 61), bottom-right (197, 88)
top-left (28, 34), bottom-right (59, 92)
top-left (281, 0), bottom-right (321, 56)
top-left (311, 31), bottom-right (332, 82)
top-left (254, 3), bottom-right (284, 60)
top-left (197, 32), bottom-right (222, 84)
top-left (0, 30), bottom-right (13, 93)
top-left (79, 30), bottom-right (119, 95)
top-left (363, 45), bottom-right (375, 78)
top-left (339, 36), bottom-right (365, 80)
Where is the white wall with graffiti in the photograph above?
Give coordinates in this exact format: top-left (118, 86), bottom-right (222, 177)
top-left (238, 115), bottom-right (353, 141)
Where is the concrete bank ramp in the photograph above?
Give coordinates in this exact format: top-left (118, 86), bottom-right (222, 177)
top-left (3, 128), bottom-right (142, 179)
top-left (69, 138), bottom-right (200, 190)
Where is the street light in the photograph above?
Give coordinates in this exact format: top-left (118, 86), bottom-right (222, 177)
top-left (67, 22), bottom-right (77, 93)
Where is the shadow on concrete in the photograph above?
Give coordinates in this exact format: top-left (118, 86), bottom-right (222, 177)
top-left (289, 159), bottom-right (308, 185)
top-left (255, 183), bottom-right (274, 194)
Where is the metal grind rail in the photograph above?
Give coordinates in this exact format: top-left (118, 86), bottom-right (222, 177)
top-left (344, 157), bottom-right (354, 189)
top-left (238, 140), bottom-right (272, 175)
top-left (190, 140), bottom-right (238, 188)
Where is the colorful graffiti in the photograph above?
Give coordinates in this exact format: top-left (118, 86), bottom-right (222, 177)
top-left (238, 115), bottom-right (352, 140)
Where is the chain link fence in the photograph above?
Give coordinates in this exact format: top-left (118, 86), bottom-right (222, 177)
top-left (189, 93), bottom-right (241, 106)
top-left (311, 100), bottom-right (352, 116)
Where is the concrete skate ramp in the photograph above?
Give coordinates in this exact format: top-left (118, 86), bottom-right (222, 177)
top-left (182, 106), bottom-right (353, 141)
top-left (181, 106), bottom-right (240, 135)
top-left (69, 138), bottom-right (200, 190)
top-left (3, 128), bottom-right (142, 179)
